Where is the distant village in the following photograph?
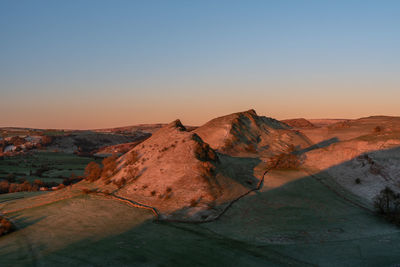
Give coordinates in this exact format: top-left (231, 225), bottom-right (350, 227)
top-left (0, 131), bottom-right (53, 157)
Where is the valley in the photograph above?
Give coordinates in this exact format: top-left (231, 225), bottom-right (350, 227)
top-left (1, 110), bottom-right (400, 266)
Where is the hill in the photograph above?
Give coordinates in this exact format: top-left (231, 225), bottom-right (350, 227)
top-left (91, 119), bottom-right (269, 221)
top-left (87, 110), bottom-right (315, 221)
top-left (194, 109), bottom-right (311, 156)
top-left (281, 118), bottom-right (315, 128)
top-left (2, 111), bottom-right (400, 266)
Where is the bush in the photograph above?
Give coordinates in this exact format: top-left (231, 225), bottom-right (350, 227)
top-left (270, 152), bottom-right (301, 169)
top-left (374, 187), bottom-right (400, 226)
top-left (84, 162), bottom-right (102, 182)
top-left (101, 154), bottom-right (118, 178)
top-left (0, 180), bottom-right (10, 194)
top-left (81, 188), bottom-right (97, 194)
top-left (373, 126), bottom-right (383, 133)
top-left (63, 173), bottom-right (83, 186)
top-left (33, 179), bottom-right (44, 187)
top-left (82, 188), bottom-right (91, 194)
top-left (0, 216), bottom-right (14, 237)
top-left (190, 199), bottom-right (198, 207)
top-left (374, 187), bottom-right (400, 215)
top-left (125, 151), bottom-right (139, 165)
top-left (0, 179), bottom-right (54, 194)
top-left (41, 136), bottom-right (53, 146)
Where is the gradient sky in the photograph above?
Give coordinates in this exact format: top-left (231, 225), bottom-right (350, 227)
top-left (1, 0), bottom-right (399, 129)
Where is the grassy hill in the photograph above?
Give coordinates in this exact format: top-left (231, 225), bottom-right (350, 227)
top-left (2, 112), bottom-right (400, 266)
top-left (1, 168), bottom-right (400, 266)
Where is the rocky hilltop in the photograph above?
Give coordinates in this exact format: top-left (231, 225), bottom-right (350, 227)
top-left (90, 110), bottom-right (311, 221)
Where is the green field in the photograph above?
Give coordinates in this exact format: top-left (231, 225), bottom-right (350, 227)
top-left (1, 170), bottom-right (400, 266)
top-left (0, 152), bottom-right (98, 184)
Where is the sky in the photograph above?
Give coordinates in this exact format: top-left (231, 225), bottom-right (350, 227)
top-left (1, 0), bottom-right (399, 129)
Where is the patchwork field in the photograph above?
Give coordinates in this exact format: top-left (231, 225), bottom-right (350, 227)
top-left (0, 152), bottom-right (97, 184)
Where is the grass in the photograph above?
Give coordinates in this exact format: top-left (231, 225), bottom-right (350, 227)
top-left (0, 152), bottom-right (99, 184)
top-left (0, 169), bottom-right (400, 266)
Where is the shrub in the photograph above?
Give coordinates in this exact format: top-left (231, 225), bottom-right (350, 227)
top-left (81, 188), bottom-right (97, 194)
top-left (373, 126), bottom-right (382, 133)
top-left (41, 136), bottom-right (53, 146)
top-left (63, 174), bottom-right (83, 186)
top-left (0, 180), bottom-right (10, 194)
top-left (125, 151), bottom-right (139, 165)
top-left (0, 216), bottom-right (14, 237)
top-left (82, 188), bottom-right (91, 194)
top-left (33, 179), bottom-right (44, 187)
top-left (160, 147), bottom-right (169, 152)
top-left (270, 152), bottom-right (301, 169)
top-left (374, 187), bottom-right (400, 215)
top-left (84, 162), bottom-right (102, 182)
top-left (101, 154), bottom-right (118, 178)
top-left (150, 190), bottom-right (156, 196)
top-left (245, 144), bottom-right (257, 153)
top-left (373, 187), bottom-right (400, 226)
top-left (190, 199), bottom-right (198, 207)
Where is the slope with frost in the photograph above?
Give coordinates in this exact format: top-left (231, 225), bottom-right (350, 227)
top-left (301, 116), bottom-right (400, 202)
top-left (92, 110), bottom-right (313, 221)
top-left (193, 109), bottom-right (311, 157)
top-left (281, 118), bottom-right (315, 128)
top-left (97, 119), bottom-right (265, 221)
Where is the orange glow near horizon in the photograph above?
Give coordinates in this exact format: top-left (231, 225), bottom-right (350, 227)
top-left (1, 1), bottom-right (399, 129)
top-left (1, 89), bottom-right (400, 130)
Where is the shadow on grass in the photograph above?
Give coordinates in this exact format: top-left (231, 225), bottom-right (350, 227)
top-left (217, 153), bottom-right (262, 189)
top-left (295, 137), bottom-right (340, 155)
top-left (4, 146), bottom-right (400, 266)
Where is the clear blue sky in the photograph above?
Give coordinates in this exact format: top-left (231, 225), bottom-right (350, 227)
top-left (1, 0), bottom-right (399, 129)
